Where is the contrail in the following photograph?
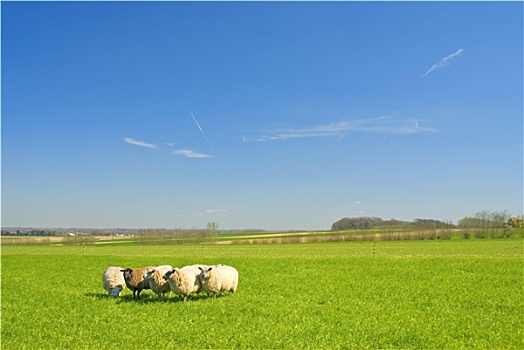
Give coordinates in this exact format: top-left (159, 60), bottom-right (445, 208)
top-left (422, 48), bottom-right (464, 77)
top-left (190, 111), bottom-right (214, 151)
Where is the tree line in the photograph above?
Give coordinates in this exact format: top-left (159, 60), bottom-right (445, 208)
top-left (331, 217), bottom-right (454, 231)
top-left (331, 210), bottom-right (521, 231)
top-left (1, 229), bottom-right (60, 237)
top-left (2, 228), bottom-right (137, 237)
top-left (458, 210), bottom-right (521, 229)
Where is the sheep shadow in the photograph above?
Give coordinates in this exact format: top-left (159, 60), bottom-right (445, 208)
top-left (84, 292), bottom-right (163, 303)
top-left (85, 292), bottom-right (113, 300)
top-left (118, 293), bottom-right (228, 304)
top-left (117, 295), bottom-right (171, 304)
top-left (103, 292), bottom-right (232, 304)
top-left (86, 291), bottom-right (233, 304)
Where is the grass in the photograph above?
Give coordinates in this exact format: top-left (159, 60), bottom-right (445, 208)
top-left (1, 239), bottom-right (523, 349)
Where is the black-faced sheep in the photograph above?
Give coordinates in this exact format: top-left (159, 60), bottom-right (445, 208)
top-left (198, 265), bottom-right (238, 295)
top-left (102, 266), bottom-right (126, 297)
top-left (121, 266), bottom-right (154, 300)
top-left (163, 265), bottom-right (205, 301)
top-left (145, 265), bottom-right (172, 298)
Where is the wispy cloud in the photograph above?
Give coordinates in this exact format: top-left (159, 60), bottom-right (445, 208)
top-left (124, 138), bottom-right (213, 158)
top-left (204, 209), bottom-right (227, 215)
top-left (422, 48), bottom-right (464, 77)
top-left (123, 137), bottom-right (158, 149)
top-left (173, 149), bottom-right (214, 158)
top-left (243, 116), bottom-right (435, 142)
top-left (51, 180), bottom-right (76, 186)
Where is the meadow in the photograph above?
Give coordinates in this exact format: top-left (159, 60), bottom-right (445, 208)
top-left (1, 239), bottom-right (523, 349)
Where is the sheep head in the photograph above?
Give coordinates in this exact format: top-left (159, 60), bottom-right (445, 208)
top-left (110, 286), bottom-right (123, 297)
top-left (198, 267), bottom-right (213, 280)
top-left (144, 269), bottom-right (155, 280)
top-left (121, 268), bottom-right (133, 282)
top-left (163, 269), bottom-right (176, 281)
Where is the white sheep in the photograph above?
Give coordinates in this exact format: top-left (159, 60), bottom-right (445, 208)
top-left (198, 265), bottom-right (239, 295)
top-left (163, 264), bottom-right (209, 301)
top-left (145, 265), bottom-right (173, 298)
top-left (102, 266), bottom-right (126, 297)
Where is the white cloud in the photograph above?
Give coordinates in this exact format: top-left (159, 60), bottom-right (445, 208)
top-left (205, 209), bottom-right (227, 215)
top-left (422, 48), bottom-right (464, 77)
top-left (173, 149), bottom-right (213, 158)
top-left (123, 138), bottom-right (213, 158)
top-left (123, 137), bottom-right (158, 149)
top-left (51, 180), bottom-right (75, 186)
top-left (243, 116), bottom-right (435, 142)
top-left (198, 209), bottom-right (227, 216)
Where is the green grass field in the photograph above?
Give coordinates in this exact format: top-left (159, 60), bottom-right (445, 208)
top-left (2, 239), bottom-right (522, 349)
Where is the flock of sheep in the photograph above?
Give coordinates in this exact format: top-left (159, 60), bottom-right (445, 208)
top-left (102, 264), bottom-right (239, 301)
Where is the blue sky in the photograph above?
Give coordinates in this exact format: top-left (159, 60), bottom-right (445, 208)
top-left (2, 1), bottom-right (522, 230)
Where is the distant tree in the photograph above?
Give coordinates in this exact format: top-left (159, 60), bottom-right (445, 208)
top-left (331, 217), bottom-right (388, 230)
top-left (413, 219), bottom-right (454, 229)
top-left (459, 210), bottom-right (511, 228)
top-left (206, 222), bottom-right (218, 242)
top-left (332, 216), bottom-right (455, 231)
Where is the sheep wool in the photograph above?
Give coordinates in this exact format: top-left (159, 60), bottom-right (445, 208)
top-left (163, 265), bottom-right (203, 300)
top-left (121, 266), bottom-right (154, 300)
top-left (102, 266), bottom-right (126, 297)
top-left (147, 265), bottom-right (173, 298)
top-left (198, 265), bottom-right (239, 295)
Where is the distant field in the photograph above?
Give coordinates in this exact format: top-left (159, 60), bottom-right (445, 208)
top-left (3, 226), bottom-right (520, 246)
top-left (2, 239), bottom-right (522, 349)
top-left (2, 224), bottom-right (522, 246)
